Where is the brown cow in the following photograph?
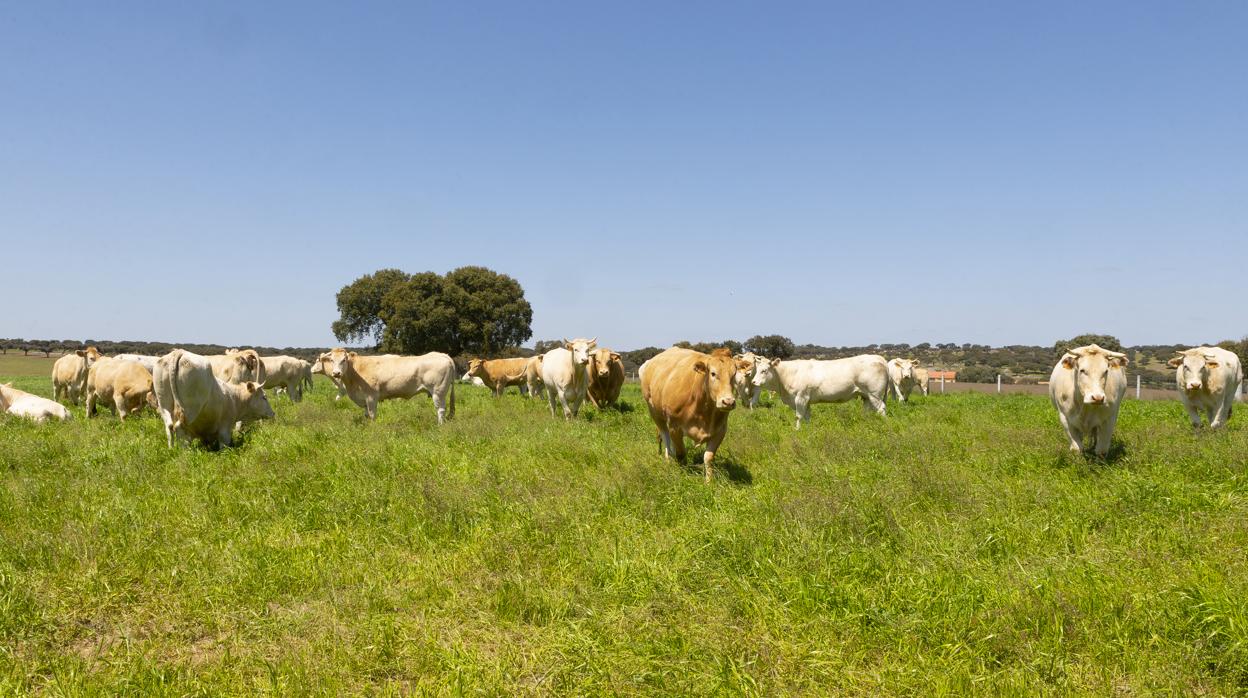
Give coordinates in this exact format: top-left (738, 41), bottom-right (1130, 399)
top-left (465, 357), bottom-right (530, 397)
top-left (640, 347), bottom-right (751, 482)
top-left (85, 357), bottom-right (156, 420)
top-left (586, 348), bottom-right (624, 408)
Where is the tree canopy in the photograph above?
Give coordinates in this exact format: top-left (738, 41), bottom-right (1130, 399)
top-left (1053, 334), bottom-right (1124, 355)
top-left (744, 334), bottom-right (795, 359)
top-left (332, 266), bottom-right (533, 356)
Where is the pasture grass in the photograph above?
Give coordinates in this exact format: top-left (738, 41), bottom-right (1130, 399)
top-left (0, 374), bottom-right (1246, 695)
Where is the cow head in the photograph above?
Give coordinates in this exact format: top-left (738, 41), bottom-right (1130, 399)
top-left (891, 358), bottom-right (919, 380)
top-left (466, 358), bottom-right (486, 378)
top-left (1059, 344), bottom-right (1128, 404)
top-left (77, 346), bottom-right (102, 365)
top-left (696, 348), bottom-right (742, 411)
top-left (240, 380), bottom-right (275, 421)
top-left (311, 353), bottom-right (328, 375)
top-left (564, 337), bottom-right (597, 366)
top-left (752, 357), bottom-right (781, 388)
top-left (588, 349), bottom-right (619, 378)
top-left (1168, 349), bottom-right (1219, 392)
top-left (326, 348), bottom-right (354, 380)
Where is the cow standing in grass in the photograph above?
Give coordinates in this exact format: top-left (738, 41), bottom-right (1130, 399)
top-left (586, 348), bottom-right (625, 408)
top-left (753, 355), bottom-right (890, 428)
top-left (541, 338), bottom-right (596, 419)
top-left (641, 347), bottom-right (750, 482)
top-left (887, 358), bottom-right (920, 402)
top-left (153, 349), bottom-right (275, 448)
top-left (52, 346), bottom-right (102, 405)
top-left (323, 348), bottom-right (456, 423)
top-left (1169, 346), bottom-right (1242, 429)
top-left (1048, 343), bottom-right (1128, 456)
top-left (732, 352), bottom-right (765, 410)
top-left (86, 357), bottom-right (156, 420)
top-left (914, 368), bottom-right (930, 396)
top-left (466, 357), bottom-right (531, 397)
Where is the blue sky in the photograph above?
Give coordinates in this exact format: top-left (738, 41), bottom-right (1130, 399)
top-left (3, 2), bottom-right (1245, 350)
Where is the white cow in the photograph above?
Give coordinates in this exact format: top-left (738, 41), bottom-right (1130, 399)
top-left (732, 352), bottom-right (764, 409)
top-left (886, 358), bottom-right (920, 402)
top-left (1048, 344), bottom-right (1129, 456)
top-left (113, 354), bottom-right (159, 373)
top-left (322, 348), bottom-right (456, 423)
top-left (52, 346), bottom-right (102, 404)
top-left (311, 354), bottom-right (348, 400)
top-left (207, 349), bottom-right (265, 384)
top-left (153, 350), bottom-right (275, 449)
top-left (1168, 346), bottom-right (1242, 429)
top-left (752, 355), bottom-right (890, 428)
top-left (914, 368), bottom-right (931, 396)
top-left (261, 355), bottom-right (310, 402)
top-left (460, 371), bottom-right (489, 388)
top-left (540, 338), bottom-right (596, 419)
top-left (0, 383), bottom-right (72, 422)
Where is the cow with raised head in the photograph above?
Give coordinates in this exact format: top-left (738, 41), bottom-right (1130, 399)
top-left (1048, 343), bottom-right (1129, 456)
top-left (886, 358), bottom-right (921, 402)
top-left (153, 349), bottom-right (275, 449)
top-left (641, 347), bottom-right (751, 482)
top-left (323, 348), bottom-right (456, 423)
top-left (311, 353), bottom-right (348, 400)
top-left (540, 338), bottom-right (596, 419)
top-left (1, 383), bottom-right (71, 422)
top-left (52, 346), bottom-right (102, 404)
top-left (753, 354), bottom-right (890, 428)
top-left (586, 348), bottom-right (625, 408)
top-left (1168, 346), bottom-right (1242, 429)
top-left (732, 352), bottom-right (765, 409)
top-left (86, 357), bottom-right (156, 420)
top-left (465, 357), bottom-right (531, 397)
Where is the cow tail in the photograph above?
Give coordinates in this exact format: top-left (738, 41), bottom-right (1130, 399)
top-left (170, 350), bottom-right (186, 429)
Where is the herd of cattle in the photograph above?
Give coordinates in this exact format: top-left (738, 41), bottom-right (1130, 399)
top-left (0, 340), bottom-right (1242, 479)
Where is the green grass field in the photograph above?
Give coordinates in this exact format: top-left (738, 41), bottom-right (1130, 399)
top-left (1, 371), bottom-right (1246, 695)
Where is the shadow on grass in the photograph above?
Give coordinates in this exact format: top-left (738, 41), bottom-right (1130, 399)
top-left (1052, 440), bottom-right (1128, 469)
top-left (678, 454), bottom-right (754, 485)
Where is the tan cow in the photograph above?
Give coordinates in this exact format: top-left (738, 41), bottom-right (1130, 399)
top-left (465, 357), bottom-right (530, 397)
top-left (154, 349), bottom-right (275, 449)
top-left (914, 368), bottom-right (930, 396)
top-left (311, 353), bottom-right (348, 400)
top-left (86, 357), bottom-right (156, 420)
top-left (640, 347), bottom-right (751, 482)
top-left (260, 355), bottom-right (310, 402)
top-left (1048, 344), bottom-right (1128, 456)
top-left (1168, 346), bottom-right (1243, 428)
top-left (208, 348), bottom-right (266, 384)
top-left (586, 348), bottom-right (625, 408)
top-left (322, 348), bottom-right (456, 423)
top-left (1, 383), bottom-right (72, 422)
top-left (52, 346), bottom-right (102, 404)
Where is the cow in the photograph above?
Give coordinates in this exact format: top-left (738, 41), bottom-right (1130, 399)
top-left (153, 349), bottom-right (275, 449)
top-left (260, 355), bottom-right (311, 402)
top-left (1168, 346), bottom-right (1243, 429)
top-left (460, 371), bottom-right (489, 388)
top-left (914, 367), bottom-right (931, 396)
top-left (640, 347), bottom-right (750, 482)
top-left (322, 348), bottom-right (456, 423)
top-left (752, 355), bottom-right (890, 428)
top-left (465, 357), bottom-right (531, 397)
top-left (540, 338), bottom-right (596, 419)
top-left (311, 353), bottom-right (348, 400)
top-left (0, 383), bottom-right (71, 422)
top-left (886, 358), bottom-right (921, 402)
top-left (207, 348), bottom-right (265, 385)
top-left (1048, 343), bottom-right (1129, 456)
top-left (732, 352), bottom-right (765, 409)
top-left (51, 346), bottom-right (102, 404)
top-left (524, 355), bottom-right (545, 399)
top-left (113, 354), bottom-right (159, 373)
top-left (86, 357), bottom-right (156, 420)
top-left (586, 348), bottom-right (625, 408)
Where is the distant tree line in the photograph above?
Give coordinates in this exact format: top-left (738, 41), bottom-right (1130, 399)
top-left (0, 338), bottom-right (346, 362)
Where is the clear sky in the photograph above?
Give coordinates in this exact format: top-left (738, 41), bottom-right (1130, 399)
top-left (3, 2), bottom-right (1245, 350)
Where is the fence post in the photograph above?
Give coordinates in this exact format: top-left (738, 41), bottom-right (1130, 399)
top-left (1136, 374), bottom-right (1141, 400)
top-left (940, 372), bottom-right (945, 394)
top-left (996, 374), bottom-right (1001, 394)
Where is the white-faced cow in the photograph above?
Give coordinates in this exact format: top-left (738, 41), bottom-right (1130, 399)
top-left (1168, 346), bottom-right (1242, 429)
top-left (914, 367), bottom-right (930, 396)
top-left (1, 382), bottom-right (71, 422)
top-left (322, 348), bottom-right (456, 423)
top-left (540, 338), bottom-right (596, 419)
top-left (886, 358), bottom-right (920, 402)
top-left (753, 355), bottom-right (890, 428)
top-left (640, 347), bottom-right (751, 482)
top-left (732, 352), bottom-right (765, 409)
top-left (1048, 344), bottom-right (1129, 456)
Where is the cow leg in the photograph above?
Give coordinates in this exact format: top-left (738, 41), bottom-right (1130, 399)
top-left (703, 429), bottom-right (727, 483)
top-left (658, 429), bottom-right (673, 459)
top-left (559, 391), bottom-right (574, 420)
top-left (115, 394), bottom-right (129, 421)
top-left (546, 388), bottom-right (559, 417)
top-left (669, 429), bottom-right (686, 463)
top-left (432, 391), bottom-right (447, 425)
top-left (793, 395), bottom-right (809, 429)
top-left (85, 390), bottom-right (96, 418)
top-left (1094, 419), bottom-right (1115, 457)
top-left (1182, 402), bottom-right (1202, 428)
top-left (1212, 396), bottom-right (1233, 428)
top-left (366, 396), bottom-right (378, 420)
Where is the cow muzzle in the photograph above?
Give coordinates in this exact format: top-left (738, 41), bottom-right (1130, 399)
top-left (331, 371), bottom-right (342, 379)
top-left (717, 396), bottom-right (736, 410)
top-left (1084, 394), bottom-right (1106, 405)
top-left (1186, 382), bottom-right (1203, 391)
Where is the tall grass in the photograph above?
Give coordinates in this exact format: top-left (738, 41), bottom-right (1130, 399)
top-left (0, 374), bottom-right (1245, 694)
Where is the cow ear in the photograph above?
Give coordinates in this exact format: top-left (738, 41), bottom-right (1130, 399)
top-left (912, 359), bottom-right (921, 367)
top-left (1060, 354), bottom-right (1077, 370)
top-left (693, 360), bottom-right (708, 374)
top-left (245, 381), bottom-right (257, 393)
top-left (736, 359), bottom-right (752, 372)
top-left (76, 350), bottom-right (86, 357)
top-left (1109, 356), bottom-right (1128, 368)
top-left (770, 358), bottom-right (781, 367)
top-left (1206, 360), bottom-right (1219, 368)
top-left (1167, 357), bottom-right (1183, 368)
top-left (610, 352), bottom-right (620, 361)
